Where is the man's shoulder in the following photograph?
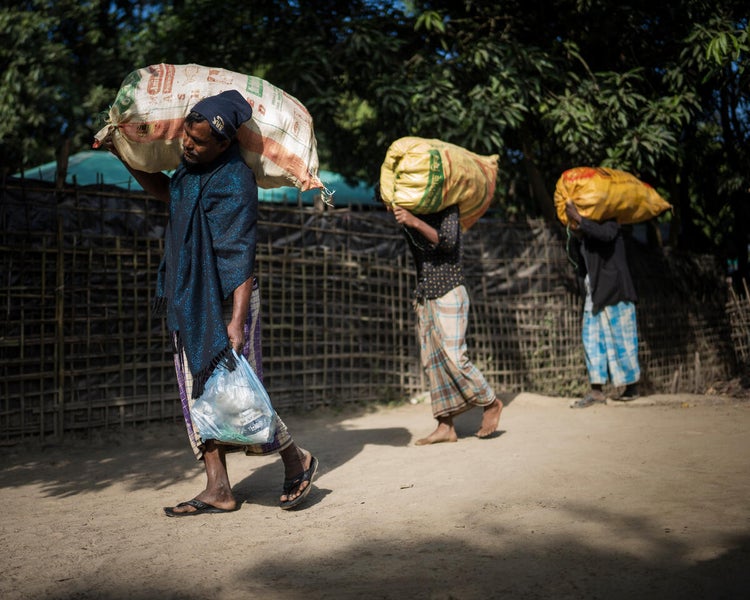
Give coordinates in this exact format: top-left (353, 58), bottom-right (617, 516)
top-left (224, 147), bottom-right (255, 178)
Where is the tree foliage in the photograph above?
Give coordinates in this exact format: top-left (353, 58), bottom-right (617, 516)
top-left (1, 0), bottom-right (748, 279)
top-left (0, 0), bottom-right (158, 180)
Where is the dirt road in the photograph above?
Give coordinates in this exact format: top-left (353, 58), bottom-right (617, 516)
top-left (2, 392), bottom-right (749, 599)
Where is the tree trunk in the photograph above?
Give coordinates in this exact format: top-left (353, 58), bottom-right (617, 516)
top-left (55, 139), bottom-right (71, 191)
top-left (518, 128), bottom-right (556, 223)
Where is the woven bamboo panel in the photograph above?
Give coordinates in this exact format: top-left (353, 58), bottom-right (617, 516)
top-left (728, 281), bottom-right (750, 365)
top-left (0, 181), bottom-right (744, 441)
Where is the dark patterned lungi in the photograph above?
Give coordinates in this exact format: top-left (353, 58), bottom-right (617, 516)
top-left (173, 278), bottom-right (292, 460)
top-left (416, 285), bottom-right (497, 418)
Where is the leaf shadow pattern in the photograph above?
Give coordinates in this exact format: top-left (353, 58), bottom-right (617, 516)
top-left (37, 508), bottom-right (750, 600)
top-left (0, 414), bottom-right (413, 503)
top-left (231, 420), bottom-right (413, 507)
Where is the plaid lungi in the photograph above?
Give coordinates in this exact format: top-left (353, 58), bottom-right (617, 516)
top-left (416, 285), bottom-right (496, 418)
top-left (582, 300), bottom-right (641, 387)
top-left (173, 277), bottom-right (292, 460)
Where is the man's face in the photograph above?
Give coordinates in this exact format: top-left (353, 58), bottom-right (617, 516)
top-left (181, 120), bottom-right (230, 165)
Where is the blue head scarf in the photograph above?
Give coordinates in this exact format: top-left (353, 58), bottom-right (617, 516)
top-left (191, 89), bottom-right (253, 140)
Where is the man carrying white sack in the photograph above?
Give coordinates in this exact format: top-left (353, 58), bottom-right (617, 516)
top-left (105, 89), bottom-right (318, 515)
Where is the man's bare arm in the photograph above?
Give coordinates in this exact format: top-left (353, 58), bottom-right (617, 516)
top-left (102, 135), bottom-right (171, 203)
top-left (391, 205), bottom-right (439, 245)
top-left (227, 277), bottom-right (254, 353)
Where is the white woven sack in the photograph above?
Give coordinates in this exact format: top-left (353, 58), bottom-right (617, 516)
top-left (93, 63), bottom-right (323, 191)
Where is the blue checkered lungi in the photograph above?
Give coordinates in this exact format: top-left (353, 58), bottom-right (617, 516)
top-left (582, 301), bottom-right (640, 386)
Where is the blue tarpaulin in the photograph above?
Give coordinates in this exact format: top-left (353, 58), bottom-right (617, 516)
top-left (14, 151), bottom-right (376, 206)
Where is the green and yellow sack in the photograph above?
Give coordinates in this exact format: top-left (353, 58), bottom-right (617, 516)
top-left (379, 137), bottom-right (498, 230)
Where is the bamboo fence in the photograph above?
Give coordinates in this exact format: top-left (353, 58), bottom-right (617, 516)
top-left (728, 280), bottom-right (750, 366)
top-left (1, 180), bottom-right (745, 441)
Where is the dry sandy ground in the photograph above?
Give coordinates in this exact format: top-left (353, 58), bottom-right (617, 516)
top-left (2, 392), bottom-right (749, 600)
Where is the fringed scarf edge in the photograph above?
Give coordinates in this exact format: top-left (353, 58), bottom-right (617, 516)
top-left (152, 296), bottom-right (167, 318)
top-left (190, 344), bottom-right (238, 399)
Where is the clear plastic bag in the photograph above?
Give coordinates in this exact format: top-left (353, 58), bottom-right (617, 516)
top-left (190, 350), bottom-right (277, 445)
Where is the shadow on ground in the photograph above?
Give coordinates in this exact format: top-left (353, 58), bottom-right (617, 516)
top-left (0, 408), bottom-right (413, 500)
top-left (42, 518), bottom-right (750, 599)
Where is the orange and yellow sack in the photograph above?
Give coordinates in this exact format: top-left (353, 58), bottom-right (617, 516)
top-left (93, 63), bottom-right (323, 191)
top-left (379, 137), bottom-right (498, 230)
top-left (554, 167), bottom-right (671, 227)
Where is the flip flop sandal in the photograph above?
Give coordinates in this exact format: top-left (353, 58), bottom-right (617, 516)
top-left (280, 455), bottom-right (319, 510)
top-left (163, 498), bottom-right (240, 517)
top-left (570, 393), bottom-right (605, 409)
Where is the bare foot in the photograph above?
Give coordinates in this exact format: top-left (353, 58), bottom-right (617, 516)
top-left (476, 398), bottom-right (503, 438)
top-left (415, 420), bottom-right (457, 446)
